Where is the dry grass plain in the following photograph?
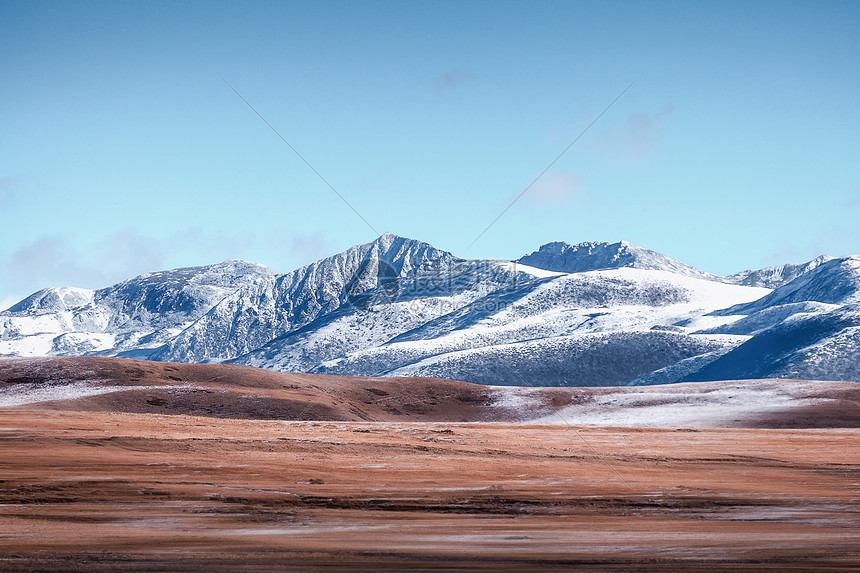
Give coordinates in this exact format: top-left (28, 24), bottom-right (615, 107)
top-left (0, 358), bottom-right (858, 571)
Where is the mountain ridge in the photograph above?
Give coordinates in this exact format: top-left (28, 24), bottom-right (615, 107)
top-left (517, 240), bottom-right (722, 282)
top-left (2, 234), bottom-right (856, 386)
top-left (516, 239), bottom-right (832, 289)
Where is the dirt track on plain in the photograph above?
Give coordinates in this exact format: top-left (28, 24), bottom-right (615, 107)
top-left (1, 407), bottom-right (858, 571)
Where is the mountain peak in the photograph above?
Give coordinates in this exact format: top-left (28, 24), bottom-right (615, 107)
top-left (4, 287), bottom-right (94, 315)
top-left (370, 232), bottom-right (435, 251)
top-left (377, 231), bottom-right (398, 242)
top-left (516, 240), bottom-right (716, 280)
top-left (722, 255), bottom-right (860, 314)
top-left (727, 255), bottom-right (835, 288)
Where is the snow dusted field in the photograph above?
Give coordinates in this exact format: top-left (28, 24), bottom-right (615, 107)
top-left (0, 382), bottom-right (169, 407)
top-left (523, 379), bottom-right (852, 427)
top-left (2, 406), bottom-right (857, 571)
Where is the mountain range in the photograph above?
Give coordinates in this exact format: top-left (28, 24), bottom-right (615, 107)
top-left (2, 233), bottom-right (858, 386)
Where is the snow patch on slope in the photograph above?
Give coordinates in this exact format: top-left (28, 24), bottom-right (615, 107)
top-left (0, 383), bottom-right (180, 407)
top-left (533, 381), bottom-right (830, 427)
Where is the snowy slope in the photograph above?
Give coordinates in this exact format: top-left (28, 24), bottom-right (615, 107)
top-left (0, 234), bottom-right (454, 362)
top-left (234, 259), bottom-right (549, 372)
top-left (299, 269), bottom-right (767, 386)
top-left (0, 260), bottom-right (273, 358)
top-left (533, 379), bottom-right (853, 427)
top-left (629, 258), bottom-right (860, 384)
top-left (714, 256), bottom-right (860, 315)
top-left (682, 308), bottom-right (860, 382)
top-left (2, 234), bottom-right (858, 387)
top-left (726, 255), bottom-right (833, 288)
top-left (153, 233), bottom-right (456, 362)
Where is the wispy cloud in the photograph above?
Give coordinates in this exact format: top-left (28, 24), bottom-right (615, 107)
top-left (2, 228), bottom-right (333, 305)
top-left (169, 228), bottom-right (256, 263)
top-left (6, 232), bottom-right (165, 292)
top-left (848, 188), bottom-right (860, 210)
top-left (9, 235), bottom-right (91, 286)
top-left (764, 242), bottom-right (804, 267)
top-left (280, 231), bottom-right (329, 266)
top-left (103, 228), bottom-right (172, 278)
top-left (598, 105), bottom-right (674, 160)
top-left (525, 171), bottom-right (584, 206)
top-left (431, 69), bottom-right (476, 95)
top-left (1, 230), bottom-right (187, 309)
top-left (764, 229), bottom-right (852, 267)
top-left (0, 177), bottom-right (18, 209)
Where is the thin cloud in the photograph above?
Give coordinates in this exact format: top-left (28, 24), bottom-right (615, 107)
top-left (526, 171), bottom-right (584, 206)
top-left (5, 229), bottom-right (175, 292)
top-left (764, 242), bottom-right (804, 267)
top-left (7, 235), bottom-right (105, 290)
top-left (0, 177), bottom-right (18, 209)
top-left (598, 105), bottom-right (674, 160)
top-left (431, 69), bottom-right (476, 95)
top-left (281, 231), bottom-right (329, 267)
top-left (103, 228), bottom-right (171, 278)
top-left (848, 188), bottom-right (860, 210)
top-left (171, 228), bottom-right (255, 263)
top-left (2, 228), bottom-right (334, 303)
top-left (1, 230), bottom-right (194, 309)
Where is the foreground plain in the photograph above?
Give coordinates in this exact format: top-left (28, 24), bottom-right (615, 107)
top-left (0, 357), bottom-right (858, 571)
top-left (0, 409), bottom-right (858, 571)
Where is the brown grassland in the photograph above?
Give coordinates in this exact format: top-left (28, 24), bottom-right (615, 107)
top-left (0, 358), bottom-right (858, 571)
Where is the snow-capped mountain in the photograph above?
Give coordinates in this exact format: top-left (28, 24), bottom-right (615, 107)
top-left (2, 259), bottom-right (275, 358)
top-left (516, 240), bottom-right (831, 289)
top-left (726, 255), bottom-right (833, 288)
top-left (150, 233), bottom-right (456, 363)
top-left (299, 269), bottom-right (765, 386)
top-left (1, 234), bottom-right (455, 361)
top-left (716, 256), bottom-right (860, 314)
top-left (2, 234), bottom-right (857, 386)
top-left (665, 256), bottom-right (860, 384)
top-left (517, 240), bottom-right (723, 281)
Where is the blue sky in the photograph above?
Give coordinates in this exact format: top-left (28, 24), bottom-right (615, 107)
top-left (2, 0), bottom-right (859, 309)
